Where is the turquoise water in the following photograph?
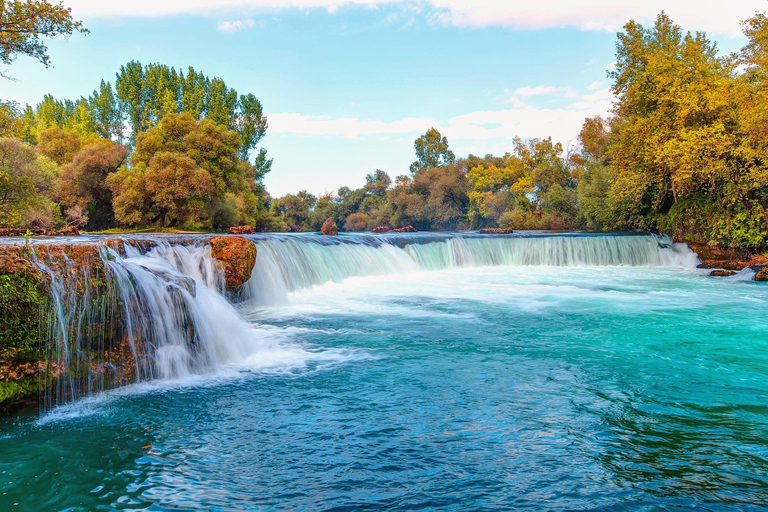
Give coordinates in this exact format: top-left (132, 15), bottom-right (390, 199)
top-left (2, 239), bottom-right (768, 510)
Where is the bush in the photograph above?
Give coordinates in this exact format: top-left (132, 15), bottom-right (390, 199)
top-left (343, 212), bottom-right (370, 232)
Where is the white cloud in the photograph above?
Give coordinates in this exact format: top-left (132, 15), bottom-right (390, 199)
top-left (267, 85), bottom-right (614, 146)
top-left (587, 80), bottom-right (603, 90)
top-left (218, 18), bottom-right (257, 31)
top-left (66, 0), bottom-right (764, 36)
top-left (513, 85), bottom-right (569, 97)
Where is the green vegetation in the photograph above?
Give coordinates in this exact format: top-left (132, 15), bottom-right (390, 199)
top-left (0, 271), bottom-right (44, 358)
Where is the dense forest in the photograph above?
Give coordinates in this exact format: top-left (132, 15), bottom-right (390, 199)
top-left (1, 6), bottom-right (768, 254)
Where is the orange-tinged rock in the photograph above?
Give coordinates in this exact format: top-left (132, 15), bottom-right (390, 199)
top-left (208, 236), bottom-right (257, 291)
top-left (321, 217), bottom-right (338, 236)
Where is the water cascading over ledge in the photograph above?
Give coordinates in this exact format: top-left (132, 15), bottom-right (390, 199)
top-left (240, 233), bottom-right (700, 305)
top-left (0, 236), bottom-right (258, 411)
top-left (0, 232), bottom-right (698, 411)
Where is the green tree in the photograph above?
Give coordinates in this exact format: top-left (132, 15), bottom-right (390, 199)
top-left (90, 79), bottom-right (122, 141)
top-left (0, 0), bottom-right (88, 79)
top-left (0, 136), bottom-right (59, 228)
top-left (410, 127), bottom-right (455, 173)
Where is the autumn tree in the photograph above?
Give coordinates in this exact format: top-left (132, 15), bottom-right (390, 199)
top-left (108, 112), bottom-right (263, 228)
top-left (0, 0), bottom-right (88, 79)
top-left (36, 125), bottom-right (82, 164)
top-left (58, 139), bottom-right (128, 229)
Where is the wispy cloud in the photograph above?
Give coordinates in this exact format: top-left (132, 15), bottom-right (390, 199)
top-left (218, 18), bottom-right (257, 32)
top-left (267, 84), bottom-right (614, 145)
top-left (67, 0), bottom-right (762, 36)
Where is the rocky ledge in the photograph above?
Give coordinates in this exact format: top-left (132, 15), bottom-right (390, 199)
top-left (0, 235), bottom-right (258, 412)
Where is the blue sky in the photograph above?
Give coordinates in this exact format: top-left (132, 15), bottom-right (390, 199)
top-left (2, 1), bottom-right (759, 196)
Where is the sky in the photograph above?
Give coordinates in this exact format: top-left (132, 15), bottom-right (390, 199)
top-left (2, 0), bottom-right (762, 196)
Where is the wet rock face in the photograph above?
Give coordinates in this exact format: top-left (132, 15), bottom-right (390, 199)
top-left (689, 242), bottom-right (767, 271)
top-left (392, 225), bottom-right (417, 233)
top-left (208, 236), bottom-right (257, 291)
top-left (709, 269), bottom-right (736, 277)
top-left (755, 267), bottom-right (768, 282)
top-left (372, 226), bottom-right (390, 234)
top-left (228, 225), bottom-right (256, 235)
top-left (321, 217), bottom-right (338, 236)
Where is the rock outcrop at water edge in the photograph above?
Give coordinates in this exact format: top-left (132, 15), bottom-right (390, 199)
top-left (321, 217), bottom-right (338, 236)
top-left (228, 225), bottom-right (256, 235)
top-left (209, 236), bottom-right (258, 291)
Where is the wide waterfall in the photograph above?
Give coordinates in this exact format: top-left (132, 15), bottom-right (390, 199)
top-left (241, 233), bottom-right (700, 305)
top-left (10, 232), bottom-right (700, 408)
top-left (27, 238), bottom-right (354, 408)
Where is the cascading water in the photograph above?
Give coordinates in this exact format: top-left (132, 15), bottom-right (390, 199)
top-left (23, 232), bottom-right (699, 408)
top-left (241, 233), bottom-right (700, 305)
top-left (29, 238), bottom-right (354, 408)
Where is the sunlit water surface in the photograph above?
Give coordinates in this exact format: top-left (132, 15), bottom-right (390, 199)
top-left (2, 264), bottom-right (768, 511)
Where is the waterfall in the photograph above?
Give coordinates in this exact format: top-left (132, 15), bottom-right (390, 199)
top-left (241, 233), bottom-right (700, 305)
top-left (28, 239), bottom-right (317, 408)
top-left (19, 232), bottom-right (698, 408)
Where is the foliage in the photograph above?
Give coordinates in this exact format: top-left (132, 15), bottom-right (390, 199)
top-left (0, 137), bottom-right (59, 228)
top-left (58, 139), bottom-right (128, 229)
top-left (410, 127), bottom-right (455, 173)
top-left (108, 112), bottom-right (262, 228)
top-left (0, 0), bottom-right (88, 79)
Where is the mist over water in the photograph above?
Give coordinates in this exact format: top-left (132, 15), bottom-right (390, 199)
top-left (2, 233), bottom-right (767, 511)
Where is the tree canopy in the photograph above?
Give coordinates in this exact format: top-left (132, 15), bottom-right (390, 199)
top-left (0, 0), bottom-right (88, 79)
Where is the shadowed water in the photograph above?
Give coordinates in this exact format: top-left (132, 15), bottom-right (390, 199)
top-left (1, 234), bottom-right (767, 511)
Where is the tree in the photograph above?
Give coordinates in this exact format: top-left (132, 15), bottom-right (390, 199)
top-left (270, 190), bottom-right (316, 231)
top-left (0, 136), bottom-right (59, 228)
top-left (36, 125), bottom-right (82, 165)
top-left (108, 112), bottom-right (264, 228)
top-left (236, 93), bottom-right (268, 161)
top-left (410, 127), bottom-right (455, 173)
top-left (90, 79), bottom-right (122, 141)
top-left (0, 0), bottom-right (88, 79)
top-left (365, 169), bottom-right (391, 197)
top-left (0, 100), bottom-right (23, 137)
top-left (58, 139), bottom-right (127, 229)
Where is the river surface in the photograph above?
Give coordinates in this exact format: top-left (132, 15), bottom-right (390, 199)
top-left (1, 234), bottom-right (768, 511)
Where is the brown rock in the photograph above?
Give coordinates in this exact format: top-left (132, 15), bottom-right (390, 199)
top-left (479, 228), bottom-right (514, 234)
top-left (228, 225), bottom-right (255, 235)
top-left (755, 267), bottom-right (768, 282)
top-left (208, 236), bottom-right (257, 291)
top-left (0, 228), bottom-right (47, 237)
top-left (709, 269), bottom-right (736, 277)
top-left (321, 217), bottom-right (338, 236)
top-left (372, 226), bottom-right (390, 234)
top-left (392, 225), bottom-right (417, 233)
top-left (53, 226), bottom-right (80, 237)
